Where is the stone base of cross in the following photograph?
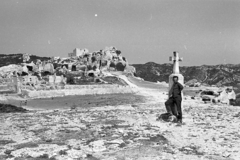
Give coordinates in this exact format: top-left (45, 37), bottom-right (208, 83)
top-left (168, 51), bottom-right (184, 90)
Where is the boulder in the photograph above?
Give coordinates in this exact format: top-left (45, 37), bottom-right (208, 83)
top-left (218, 88), bottom-right (236, 105)
top-left (185, 79), bottom-right (200, 87)
top-left (89, 140), bottom-right (106, 152)
top-left (157, 113), bottom-right (177, 122)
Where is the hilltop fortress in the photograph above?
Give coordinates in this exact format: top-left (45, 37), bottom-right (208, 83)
top-left (0, 46), bottom-right (137, 98)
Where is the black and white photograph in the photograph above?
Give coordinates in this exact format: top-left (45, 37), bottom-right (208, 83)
top-left (0, 0), bottom-right (240, 159)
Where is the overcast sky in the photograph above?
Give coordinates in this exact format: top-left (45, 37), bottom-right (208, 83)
top-left (0, 0), bottom-right (239, 66)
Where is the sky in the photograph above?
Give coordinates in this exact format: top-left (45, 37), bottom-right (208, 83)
top-left (0, 0), bottom-right (240, 66)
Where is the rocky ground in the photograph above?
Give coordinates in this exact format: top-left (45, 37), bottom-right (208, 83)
top-left (0, 88), bottom-right (240, 160)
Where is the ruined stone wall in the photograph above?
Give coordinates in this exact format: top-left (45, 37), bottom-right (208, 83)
top-left (21, 84), bottom-right (137, 99)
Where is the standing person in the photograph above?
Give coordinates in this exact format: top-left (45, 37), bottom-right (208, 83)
top-left (165, 76), bottom-right (184, 123)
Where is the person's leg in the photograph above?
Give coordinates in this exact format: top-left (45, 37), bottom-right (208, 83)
top-left (170, 103), bottom-right (178, 117)
top-left (165, 98), bottom-right (174, 115)
top-left (175, 97), bottom-right (182, 122)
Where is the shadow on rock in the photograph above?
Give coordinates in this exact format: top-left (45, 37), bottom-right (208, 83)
top-left (0, 103), bottom-right (27, 113)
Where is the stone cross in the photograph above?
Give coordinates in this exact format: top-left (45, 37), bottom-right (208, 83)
top-left (169, 51), bottom-right (183, 74)
top-left (167, 51), bottom-right (184, 117)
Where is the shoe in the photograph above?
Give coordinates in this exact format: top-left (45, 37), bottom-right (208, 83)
top-left (177, 119), bottom-right (183, 124)
top-left (175, 120), bottom-right (182, 127)
top-left (168, 115), bottom-right (177, 122)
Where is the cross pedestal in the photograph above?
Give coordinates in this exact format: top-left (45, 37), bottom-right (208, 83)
top-left (169, 51), bottom-right (184, 88)
top-left (168, 51), bottom-right (184, 116)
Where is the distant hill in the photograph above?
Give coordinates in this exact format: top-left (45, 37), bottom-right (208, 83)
top-left (132, 62), bottom-right (240, 90)
top-left (0, 54), bottom-right (50, 67)
top-left (1, 54), bottom-right (240, 90)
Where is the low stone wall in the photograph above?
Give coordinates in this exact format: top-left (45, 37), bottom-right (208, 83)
top-left (21, 85), bottom-right (137, 99)
top-left (0, 85), bottom-right (9, 90)
top-left (21, 89), bottom-right (65, 98)
top-left (64, 84), bottom-right (122, 89)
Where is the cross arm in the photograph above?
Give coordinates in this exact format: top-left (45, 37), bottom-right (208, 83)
top-left (169, 56), bottom-right (183, 62)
